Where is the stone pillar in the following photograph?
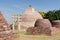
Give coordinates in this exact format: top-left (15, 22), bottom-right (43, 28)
top-left (12, 15), bottom-right (15, 31)
top-left (12, 21), bottom-right (15, 31)
top-left (18, 22), bottom-right (20, 31)
top-left (12, 24), bottom-right (14, 30)
top-left (18, 15), bottom-right (21, 31)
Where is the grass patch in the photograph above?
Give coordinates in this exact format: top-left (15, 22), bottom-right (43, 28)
top-left (18, 31), bottom-right (26, 35)
top-left (14, 30), bottom-right (26, 35)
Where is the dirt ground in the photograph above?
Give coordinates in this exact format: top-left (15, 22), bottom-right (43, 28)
top-left (14, 34), bottom-right (60, 40)
top-left (13, 30), bottom-right (60, 40)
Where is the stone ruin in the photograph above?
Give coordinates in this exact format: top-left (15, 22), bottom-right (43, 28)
top-left (0, 12), bottom-right (19, 40)
top-left (0, 12), bottom-right (10, 31)
top-left (12, 5), bottom-right (43, 31)
top-left (52, 20), bottom-right (60, 29)
top-left (26, 19), bottom-right (58, 35)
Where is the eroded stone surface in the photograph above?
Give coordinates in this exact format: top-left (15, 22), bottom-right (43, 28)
top-left (26, 19), bottom-right (57, 35)
top-left (0, 30), bottom-right (19, 40)
top-left (0, 12), bottom-right (19, 40)
top-left (0, 12), bottom-right (10, 31)
top-left (12, 5), bottom-right (43, 31)
top-left (52, 20), bottom-right (60, 29)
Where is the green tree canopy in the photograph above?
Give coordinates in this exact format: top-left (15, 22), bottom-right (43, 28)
top-left (38, 11), bottom-right (45, 17)
top-left (44, 9), bottom-right (60, 22)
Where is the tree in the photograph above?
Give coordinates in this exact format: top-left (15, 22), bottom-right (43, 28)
top-left (44, 9), bottom-right (60, 22)
top-left (54, 10), bottom-right (60, 20)
top-left (38, 11), bottom-right (45, 17)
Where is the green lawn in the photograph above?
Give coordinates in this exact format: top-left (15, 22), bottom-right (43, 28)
top-left (13, 30), bottom-right (60, 40)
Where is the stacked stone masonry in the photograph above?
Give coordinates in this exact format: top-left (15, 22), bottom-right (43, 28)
top-left (0, 12), bottom-right (19, 40)
top-left (26, 19), bottom-right (58, 35)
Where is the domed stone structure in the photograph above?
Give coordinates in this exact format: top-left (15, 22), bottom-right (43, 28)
top-left (12, 5), bottom-right (43, 31)
top-left (20, 5), bottom-right (43, 28)
top-left (34, 19), bottom-right (52, 27)
top-left (26, 19), bottom-right (57, 35)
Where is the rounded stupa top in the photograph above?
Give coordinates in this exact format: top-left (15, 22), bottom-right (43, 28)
top-left (29, 5), bottom-right (32, 7)
top-left (21, 5), bottom-right (43, 19)
top-left (23, 5), bottom-right (35, 13)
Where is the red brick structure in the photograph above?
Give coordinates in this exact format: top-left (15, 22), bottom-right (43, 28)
top-left (0, 12), bottom-right (10, 31)
top-left (0, 11), bottom-right (19, 40)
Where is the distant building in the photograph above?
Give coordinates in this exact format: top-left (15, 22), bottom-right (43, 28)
top-left (11, 5), bottom-right (43, 31)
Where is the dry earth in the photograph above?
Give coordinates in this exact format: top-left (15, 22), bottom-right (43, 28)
top-left (13, 30), bottom-right (60, 40)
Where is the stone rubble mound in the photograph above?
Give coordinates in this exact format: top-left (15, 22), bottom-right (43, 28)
top-left (0, 12), bottom-right (19, 40)
top-left (0, 30), bottom-right (19, 40)
top-left (26, 19), bottom-right (57, 35)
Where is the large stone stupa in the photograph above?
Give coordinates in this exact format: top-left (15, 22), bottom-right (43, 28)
top-left (12, 5), bottom-right (43, 31)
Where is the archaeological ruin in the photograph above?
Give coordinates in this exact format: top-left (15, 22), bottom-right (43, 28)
top-left (0, 12), bottom-right (19, 40)
top-left (11, 5), bottom-right (59, 36)
top-left (26, 19), bottom-right (58, 35)
top-left (12, 5), bottom-right (43, 31)
top-left (52, 20), bottom-right (60, 29)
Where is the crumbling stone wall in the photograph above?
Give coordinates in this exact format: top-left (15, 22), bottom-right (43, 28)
top-left (52, 20), bottom-right (60, 29)
top-left (0, 12), bottom-right (19, 40)
top-left (0, 30), bottom-right (19, 40)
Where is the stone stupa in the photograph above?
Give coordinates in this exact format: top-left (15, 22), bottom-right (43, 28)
top-left (12, 5), bottom-right (43, 31)
top-left (19, 5), bottom-right (43, 30)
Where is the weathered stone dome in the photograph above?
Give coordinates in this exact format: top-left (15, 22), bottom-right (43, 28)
top-left (19, 5), bottom-right (43, 29)
top-left (11, 5), bottom-right (43, 31)
top-left (34, 19), bottom-right (52, 27)
top-left (21, 5), bottom-right (43, 22)
top-left (26, 19), bottom-right (57, 35)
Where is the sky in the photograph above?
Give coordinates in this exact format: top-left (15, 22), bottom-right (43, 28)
top-left (0, 0), bottom-right (60, 24)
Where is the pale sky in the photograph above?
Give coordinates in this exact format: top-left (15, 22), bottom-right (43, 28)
top-left (0, 0), bottom-right (60, 24)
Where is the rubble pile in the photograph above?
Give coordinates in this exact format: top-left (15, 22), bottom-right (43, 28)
top-left (0, 12), bottom-right (19, 40)
top-left (26, 19), bottom-right (57, 35)
top-left (0, 30), bottom-right (19, 40)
